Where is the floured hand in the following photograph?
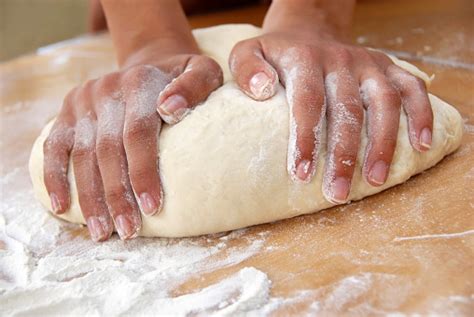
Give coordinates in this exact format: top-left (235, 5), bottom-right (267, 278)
top-left (43, 45), bottom-right (222, 242)
top-left (228, 0), bottom-right (433, 204)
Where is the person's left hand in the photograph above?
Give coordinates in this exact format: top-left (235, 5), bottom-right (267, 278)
top-left (228, 6), bottom-right (433, 204)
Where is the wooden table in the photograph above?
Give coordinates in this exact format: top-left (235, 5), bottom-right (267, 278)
top-left (1, 0), bottom-right (473, 314)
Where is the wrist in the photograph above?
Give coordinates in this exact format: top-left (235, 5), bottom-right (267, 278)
top-left (102, 0), bottom-right (198, 66)
top-left (263, 0), bottom-right (355, 41)
top-left (121, 37), bottom-right (198, 69)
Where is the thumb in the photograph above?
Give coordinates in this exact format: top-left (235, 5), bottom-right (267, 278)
top-left (229, 39), bottom-right (279, 101)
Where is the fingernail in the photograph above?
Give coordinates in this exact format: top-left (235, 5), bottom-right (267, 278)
top-left (368, 160), bottom-right (388, 186)
top-left (295, 160), bottom-right (313, 182)
top-left (50, 193), bottom-right (61, 214)
top-left (115, 215), bottom-right (138, 240)
top-left (139, 192), bottom-right (158, 216)
top-left (158, 95), bottom-right (189, 122)
top-left (87, 216), bottom-right (106, 242)
top-left (249, 72), bottom-right (273, 100)
top-left (327, 177), bottom-right (350, 204)
top-left (420, 128), bottom-right (432, 150)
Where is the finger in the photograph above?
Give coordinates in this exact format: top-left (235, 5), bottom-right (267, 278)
top-left (95, 95), bottom-right (141, 240)
top-left (283, 65), bottom-right (326, 183)
top-left (123, 82), bottom-right (163, 216)
top-left (323, 70), bottom-right (364, 204)
top-left (386, 64), bottom-right (433, 152)
top-left (157, 55), bottom-right (223, 124)
top-left (360, 74), bottom-right (401, 186)
top-left (72, 115), bottom-right (113, 242)
top-left (43, 98), bottom-right (75, 214)
top-left (229, 39), bottom-right (279, 101)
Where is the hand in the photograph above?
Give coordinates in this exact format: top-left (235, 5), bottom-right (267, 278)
top-left (229, 1), bottom-right (433, 204)
top-left (43, 44), bottom-right (223, 241)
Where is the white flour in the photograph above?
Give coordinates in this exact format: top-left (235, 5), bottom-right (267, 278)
top-left (0, 177), bottom-right (273, 316)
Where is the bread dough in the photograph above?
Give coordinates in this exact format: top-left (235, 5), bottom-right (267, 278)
top-left (29, 24), bottom-right (463, 237)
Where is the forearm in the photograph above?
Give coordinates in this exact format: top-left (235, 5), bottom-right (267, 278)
top-left (101, 0), bottom-right (198, 66)
top-left (263, 0), bottom-right (356, 40)
top-left (88, 0), bottom-right (107, 33)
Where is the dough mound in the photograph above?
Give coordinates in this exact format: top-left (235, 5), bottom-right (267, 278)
top-left (29, 24), bottom-right (463, 237)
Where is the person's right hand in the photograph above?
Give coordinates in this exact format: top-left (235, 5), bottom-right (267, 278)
top-left (43, 45), bottom-right (223, 242)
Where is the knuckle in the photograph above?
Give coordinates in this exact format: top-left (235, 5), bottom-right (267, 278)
top-left (194, 55), bottom-right (223, 83)
top-left (44, 126), bottom-right (72, 155)
top-left (71, 144), bottom-right (94, 162)
top-left (297, 136), bottom-right (316, 151)
top-left (43, 135), bottom-right (58, 154)
top-left (381, 85), bottom-right (401, 105)
top-left (130, 166), bottom-right (154, 187)
top-left (297, 134), bottom-right (316, 151)
top-left (332, 47), bottom-right (352, 65)
top-left (382, 136), bottom-right (397, 149)
top-left (123, 118), bottom-right (154, 143)
top-left (204, 57), bottom-right (223, 78)
top-left (70, 81), bottom-right (94, 105)
top-left (229, 39), bottom-right (260, 71)
top-left (297, 123), bottom-right (316, 138)
top-left (95, 72), bottom-right (120, 95)
top-left (64, 87), bottom-right (79, 104)
top-left (96, 134), bottom-right (121, 158)
top-left (77, 191), bottom-right (96, 207)
top-left (413, 112), bottom-right (432, 125)
top-left (309, 96), bottom-right (325, 111)
top-left (334, 149), bottom-right (358, 168)
top-left (335, 144), bottom-right (358, 160)
top-left (403, 73), bottom-right (427, 91)
top-left (79, 79), bottom-right (95, 92)
top-left (343, 101), bottom-right (364, 120)
top-left (125, 64), bottom-right (160, 81)
top-left (370, 51), bottom-right (392, 65)
top-left (61, 89), bottom-right (79, 112)
top-left (394, 69), bottom-right (427, 93)
top-left (374, 129), bottom-right (398, 144)
top-left (353, 47), bottom-right (371, 59)
top-left (293, 44), bottom-right (317, 60)
top-left (412, 76), bottom-right (427, 90)
top-left (105, 185), bottom-right (127, 203)
top-left (233, 39), bottom-right (252, 53)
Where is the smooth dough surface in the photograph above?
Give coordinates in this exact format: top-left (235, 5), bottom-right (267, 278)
top-left (29, 24), bottom-right (463, 237)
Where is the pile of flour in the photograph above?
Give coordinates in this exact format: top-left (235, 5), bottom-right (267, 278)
top-left (0, 179), bottom-right (275, 315)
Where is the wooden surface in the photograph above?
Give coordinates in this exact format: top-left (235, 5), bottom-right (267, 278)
top-left (1, 0), bottom-right (473, 314)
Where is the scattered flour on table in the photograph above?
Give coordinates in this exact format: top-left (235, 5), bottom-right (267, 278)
top-left (0, 179), bottom-right (273, 316)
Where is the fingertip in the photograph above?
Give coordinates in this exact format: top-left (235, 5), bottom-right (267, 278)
top-left (115, 214), bottom-right (140, 240)
top-left (291, 159), bottom-right (315, 183)
top-left (367, 160), bottom-right (389, 186)
top-left (138, 192), bottom-right (161, 217)
top-left (323, 176), bottom-right (351, 204)
top-left (410, 126), bottom-right (432, 152)
top-left (87, 216), bottom-right (113, 242)
top-left (50, 192), bottom-right (68, 214)
top-left (157, 94), bottom-right (190, 124)
top-left (229, 39), bottom-right (278, 101)
top-left (419, 127), bottom-right (432, 151)
top-left (248, 71), bottom-right (277, 101)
